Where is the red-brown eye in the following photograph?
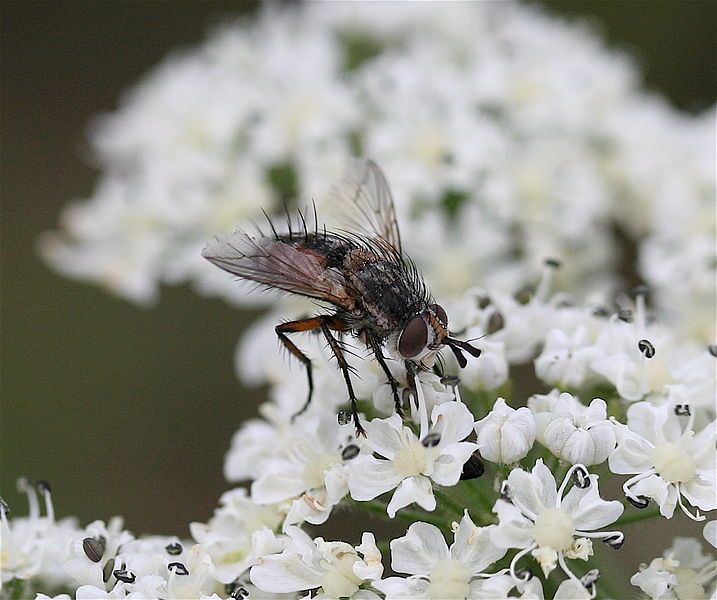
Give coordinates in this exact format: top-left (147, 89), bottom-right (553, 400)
top-left (430, 303), bottom-right (448, 328)
top-left (398, 315), bottom-right (429, 358)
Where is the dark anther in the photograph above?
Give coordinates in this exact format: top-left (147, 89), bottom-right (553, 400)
top-left (638, 339), bottom-right (656, 358)
top-left (165, 542), bottom-right (183, 556)
top-left (581, 569), bottom-right (600, 588)
top-left (113, 568), bottom-right (136, 584)
top-left (572, 466), bottom-right (591, 489)
top-left (440, 374), bottom-right (460, 387)
top-left (487, 311), bottom-right (505, 335)
top-left (167, 562), bottom-right (189, 576)
top-left (515, 568), bottom-right (533, 581)
top-left (372, 452), bottom-right (388, 460)
top-left (500, 481), bottom-right (512, 501)
top-left (544, 258), bottom-right (562, 268)
top-left (460, 451), bottom-right (485, 481)
top-left (0, 497), bottom-right (9, 516)
top-left (341, 444), bottom-right (360, 460)
top-left (16, 477), bottom-right (31, 493)
top-left (603, 534), bottom-right (624, 550)
top-left (421, 432), bottom-right (441, 448)
top-left (617, 309), bottom-right (633, 323)
top-left (591, 306), bottom-right (610, 318)
top-left (627, 495), bottom-right (650, 509)
top-left (708, 344), bottom-right (717, 358)
top-left (337, 410), bottom-right (351, 426)
top-left (35, 480), bottom-right (52, 493)
top-left (674, 404), bottom-right (691, 417)
top-left (514, 286), bottom-right (533, 305)
top-left (102, 558), bottom-right (115, 583)
top-left (477, 295), bottom-right (491, 310)
top-left (629, 285), bottom-right (649, 299)
top-left (82, 537), bottom-right (105, 563)
top-left (230, 587), bottom-right (249, 600)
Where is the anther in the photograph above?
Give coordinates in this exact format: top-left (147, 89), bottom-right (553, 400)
top-left (337, 410), bottom-right (351, 426)
top-left (165, 542), bottom-right (183, 556)
top-left (629, 285), bottom-right (649, 300)
top-left (487, 311), bottom-right (505, 335)
top-left (477, 295), bottom-right (491, 310)
top-left (421, 432), bottom-right (441, 448)
top-left (341, 444), bottom-right (360, 460)
top-left (168, 562), bottom-right (189, 576)
top-left (544, 258), bottom-right (561, 268)
top-left (581, 569), bottom-right (600, 588)
top-left (515, 568), bottom-right (533, 581)
top-left (0, 497), bottom-right (8, 516)
top-left (591, 306), bottom-right (610, 318)
top-left (500, 481), bottom-right (512, 501)
top-left (440, 375), bottom-right (460, 387)
top-left (102, 558), bottom-right (115, 583)
top-left (638, 339), bottom-right (655, 358)
top-left (617, 309), bottom-right (633, 323)
top-left (674, 404), bottom-right (691, 417)
top-left (708, 344), bottom-right (717, 358)
top-left (16, 477), bottom-right (31, 493)
top-left (627, 495), bottom-right (650, 509)
top-left (230, 587), bottom-right (249, 600)
top-left (572, 466), bottom-right (591, 489)
top-left (113, 568), bottom-right (136, 584)
top-left (460, 451), bottom-right (485, 481)
top-left (603, 534), bottom-right (624, 550)
top-left (35, 480), bottom-right (52, 493)
top-left (83, 537), bottom-right (105, 563)
top-left (372, 452), bottom-right (388, 460)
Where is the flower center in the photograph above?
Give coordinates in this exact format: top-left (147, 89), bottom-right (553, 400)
top-left (673, 567), bottom-right (706, 600)
top-left (428, 558), bottom-right (471, 600)
top-left (532, 507), bottom-right (575, 551)
top-left (302, 451), bottom-right (341, 490)
top-left (320, 553), bottom-right (362, 598)
top-left (393, 442), bottom-right (429, 478)
top-left (651, 442), bottom-right (696, 483)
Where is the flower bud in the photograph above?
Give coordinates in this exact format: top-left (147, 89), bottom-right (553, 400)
top-left (474, 398), bottom-right (535, 464)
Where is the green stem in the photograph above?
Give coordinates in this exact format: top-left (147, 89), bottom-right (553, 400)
top-left (433, 488), bottom-right (466, 518)
top-left (357, 498), bottom-right (451, 529)
top-left (614, 505), bottom-right (660, 527)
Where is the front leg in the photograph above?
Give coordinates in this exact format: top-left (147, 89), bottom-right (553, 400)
top-left (365, 334), bottom-right (403, 417)
top-left (320, 317), bottom-right (366, 436)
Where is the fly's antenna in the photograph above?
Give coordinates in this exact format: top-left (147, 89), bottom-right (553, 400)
top-left (444, 337), bottom-right (481, 369)
top-left (261, 208), bottom-right (280, 240)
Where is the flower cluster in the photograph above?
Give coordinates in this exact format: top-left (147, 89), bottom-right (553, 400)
top-left (5, 3), bottom-right (716, 600)
top-left (38, 3), bottom-right (714, 342)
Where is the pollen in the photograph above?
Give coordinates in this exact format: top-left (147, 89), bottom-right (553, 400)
top-left (393, 442), bottom-right (429, 478)
top-left (428, 558), bottom-right (471, 599)
top-left (532, 507), bottom-right (575, 551)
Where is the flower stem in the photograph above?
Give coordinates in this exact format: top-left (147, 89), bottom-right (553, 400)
top-left (614, 505), bottom-right (661, 527)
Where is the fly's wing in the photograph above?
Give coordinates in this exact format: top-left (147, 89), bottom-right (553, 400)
top-left (332, 159), bottom-right (402, 253)
top-left (202, 232), bottom-right (354, 309)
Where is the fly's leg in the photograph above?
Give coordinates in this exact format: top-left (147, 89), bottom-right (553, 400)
top-left (320, 317), bottom-right (366, 436)
top-left (366, 335), bottom-right (403, 417)
top-left (275, 317), bottom-right (323, 419)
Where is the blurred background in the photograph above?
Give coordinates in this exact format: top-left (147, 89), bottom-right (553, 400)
top-left (1, 0), bottom-right (715, 557)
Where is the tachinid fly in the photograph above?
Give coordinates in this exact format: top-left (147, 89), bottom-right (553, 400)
top-left (202, 160), bottom-right (481, 435)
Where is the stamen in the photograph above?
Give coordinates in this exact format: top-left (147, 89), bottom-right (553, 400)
top-left (675, 483), bottom-right (705, 521)
top-left (633, 288), bottom-right (648, 335)
top-left (581, 569), bottom-right (600, 588)
top-left (113, 568), bottom-right (136, 584)
top-left (509, 544), bottom-right (536, 583)
top-left (103, 558), bottom-right (115, 583)
top-left (557, 465), bottom-right (589, 504)
top-left (637, 339), bottom-right (655, 358)
top-left (165, 542), bottom-right (183, 556)
top-left (230, 587), bottom-right (249, 600)
top-left (557, 551), bottom-right (581, 585)
top-left (708, 344), bottom-right (717, 358)
top-left (674, 404), bottom-right (691, 417)
top-left (168, 562), bottom-right (190, 576)
top-left (17, 478), bottom-right (39, 520)
top-left (36, 480), bottom-right (54, 522)
top-left (421, 432), bottom-right (441, 447)
top-left (83, 537), bottom-right (105, 563)
top-left (575, 530), bottom-right (624, 549)
top-left (412, 374), bottom-right (429, 441)
top-left (500, 481), bottom-right (512, 502)
top-left (623, 469), bottom-right (656, 505)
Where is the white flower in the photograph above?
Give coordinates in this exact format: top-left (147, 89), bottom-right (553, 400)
top-left (249, 527), bottom-right (382, 598)
top-left (608, 401), bottom-right (716, 520)
top-left (492, 460), bottom-right (623, 588)
top-left (348, 401), bottom-right (478, 517)
top-left (373, 512), bottom-right (507, 599)
top-left (630, 537), bottom-right (717, 600)
top-left (530, 392), bottom-right (616, 466)
top-left (705, 521), bottom-right (717, 549)
top-left (250, 414), bottom-right (357, 527)
top-left (474, 398), bottom-right (535, 464)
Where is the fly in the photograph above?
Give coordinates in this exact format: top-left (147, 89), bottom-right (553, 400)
top-left (202, 159), bottom-right (481, 435)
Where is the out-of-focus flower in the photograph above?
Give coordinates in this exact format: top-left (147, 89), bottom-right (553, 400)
top-left (474, 398), bottom-right (535, 465)
top-left (609, 402), bottom-right (716, 520)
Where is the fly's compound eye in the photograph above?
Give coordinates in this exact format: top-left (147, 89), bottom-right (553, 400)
top-left (429, 303), bottom-right (448, 329)
top-left (398, 315), bottom-right (429, 359)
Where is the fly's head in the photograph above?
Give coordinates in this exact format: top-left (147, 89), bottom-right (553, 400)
top-left (391, 303), bottom-right (481, 369)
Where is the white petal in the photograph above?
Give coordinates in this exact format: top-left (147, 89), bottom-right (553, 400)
top-left (507, 460), bottom-right (557, 516)
top-left (490, 500), bottom-right (535, 550)
top-left (554, 579), bottom-right (592, 600)
top-left (681, 469), bottom-right (717, 512)
top-left (561, 475), bottom-right (623, 530)
top-left (364, 414), bottom-right (404, 459)
top-left (373, 576), bottom-right (430, 599)
top-left (251, 470), bottom-right (305, 504)
top-left (703, 521), bottom-right (717, 549)
top-left (431, 442), bottom-right (478, 486)
top-left (450, 514), bottom-right (506, 575)
top-left (348, 456), bottom-right (403, 501)
top-left (608, 434), bottom-right (654, 474)
top-left (387, 476), bottom-right (436, 518)
top-left (390, 522), bottom-right (449, 576)
top-left (250, 553), bottom-right (322, 593)
top-left (431, 400), bottom-right (475, 445)
top-left (632, 474), bottom-right (677, 518)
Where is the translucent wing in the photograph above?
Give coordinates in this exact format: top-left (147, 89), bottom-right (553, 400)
top-left (333, 159), bottom-right (402, 253)
top-left (202, 232), bottom-right (355, 309)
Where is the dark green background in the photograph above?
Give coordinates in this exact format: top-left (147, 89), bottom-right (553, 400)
top-left (1, 0), bottom-right (715, 575)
